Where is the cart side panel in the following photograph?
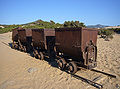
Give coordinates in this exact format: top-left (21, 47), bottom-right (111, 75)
top-left (12, 28), bottom-right (18, 42)
top-left (44, 29), bottom-right (55, 37)
top-left (26, 29), bottom-right (32, 37)
top-left (81, 28), bottom-right (98, 69)
top-left (44, 29), bottom-right (55, 49)
top-left (32, 29), bottom-right (44, 47)
top-left (55, 28), bottom-right (82, 59)
top-left (18, 29), bottom-right (26, 43)
top-left (81, 28), bottom-right (98, 51)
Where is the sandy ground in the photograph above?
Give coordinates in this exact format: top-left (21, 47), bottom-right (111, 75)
top-left (0, 32), bottom-right (120, 89)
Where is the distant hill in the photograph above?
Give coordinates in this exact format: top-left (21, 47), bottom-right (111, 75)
top-left (22, 19), bottom-right (86, 29)
top-left (87, 24), bottom-right (109, 28)
top-left (21, 19), bottom-right (63, 29)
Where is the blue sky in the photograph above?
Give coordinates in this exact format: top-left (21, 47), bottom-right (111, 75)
top-left (0, 0), bottom-right (120, 26)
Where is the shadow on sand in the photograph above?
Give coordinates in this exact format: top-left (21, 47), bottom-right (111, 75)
top-left (25, 53), bottom-right (104, 89)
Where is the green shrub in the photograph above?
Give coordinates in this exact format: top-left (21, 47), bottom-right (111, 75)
top-left (63, 21), bottom-right (86, 27)
top-left (98, 29), bottom-right (114, 40)
top-left (113, 28), bottom-right (120, 33)
top-left (0, 25), bottom-right (21, 34)
top-left (108, 35), bottom-right (113, 39)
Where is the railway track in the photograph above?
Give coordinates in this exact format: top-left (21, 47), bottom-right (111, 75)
top-left (71, 74), bottom-right (103, 89)
top-left (67, 67), bottom-right (116, 89)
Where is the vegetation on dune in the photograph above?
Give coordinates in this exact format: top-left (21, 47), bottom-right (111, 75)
top-left (0, 20), bottom-right (86, 33)
top-left (22, 25), bottom-right (44, 29)
top-left (63, 21), bottom-right (86, 27)
top-left (112, 28), bottom-right (120, 34)
top-left (98, 28), bottom-right (120, 35)
top-left (23, 20), bottom-right (63, 29)
top-left (98, 28), bottom-right (120, 41)
top-left (0, 25), bottom-right (21, 34)
top-left (98, 29), bottom-right (113, 36)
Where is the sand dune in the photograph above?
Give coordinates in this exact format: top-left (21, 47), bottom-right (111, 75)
top-left (0, 32), bottom-right (120, 89)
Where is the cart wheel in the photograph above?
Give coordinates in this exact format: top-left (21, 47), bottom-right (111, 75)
top-left (38, 52), bottom-right (44, 60)
top-left (19, 45), bottom-right (23, 51)
top-left (33, 51), bottom-right (36, 57)
top-left (23, 46), bottom-right (26, 52)
top-left (21, 46), bottom-right (24, 52)
top-left (11, 43), bottom-right (15, 49)
top-left (18, 45), bottom-right (21, 51)
top-left (57, 58), bottom-right (67, 70)
top-left (15, 44), bottom-right (19, 50)
top-left (14, 44), bottom-right (17, 49)
top-left (33, 50), bottom-right (37, 58)
top-left (68, 61), bottom-right (77, 74)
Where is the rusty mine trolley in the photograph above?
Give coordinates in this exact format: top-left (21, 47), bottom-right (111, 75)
top-left (12, 27), bottom-right (98, 74)
top-left (55, 27), bottom-right (98, 74)
top-left (12, 27), bottom-right (117, 88)
top-left (32, 28), bottom-right (55, 60)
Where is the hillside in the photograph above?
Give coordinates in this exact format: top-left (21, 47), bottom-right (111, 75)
top-left (0, 20), bottom-right (86, 33)
top-left (87, 24), bottom-right (109, 28)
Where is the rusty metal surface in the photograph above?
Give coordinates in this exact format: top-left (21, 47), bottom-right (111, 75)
top-left (18, 29), bottom-right (26, 42)
top-left (26, 29), bottom-right (32, 37)
top-left (44, 29), bottom-right (55, 49)
top-left (12, 27), bottom-right (23, 42)
top-left (81, 28), bottom-right (98, 68)
top-left (44, 29), bottom-right (55, 36)
top-left (32, 29), bottom-right (55, 50)
top-left (12, 28), bottom-right (18, 42)
top-left (55, 27), bottom-right (82, 60)
top-left (55, 27), bottom-right (98, 68)
top-left (81, 28), bottom-right (98, 52)
top-left (32, 29), bottom-right (44, 47)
